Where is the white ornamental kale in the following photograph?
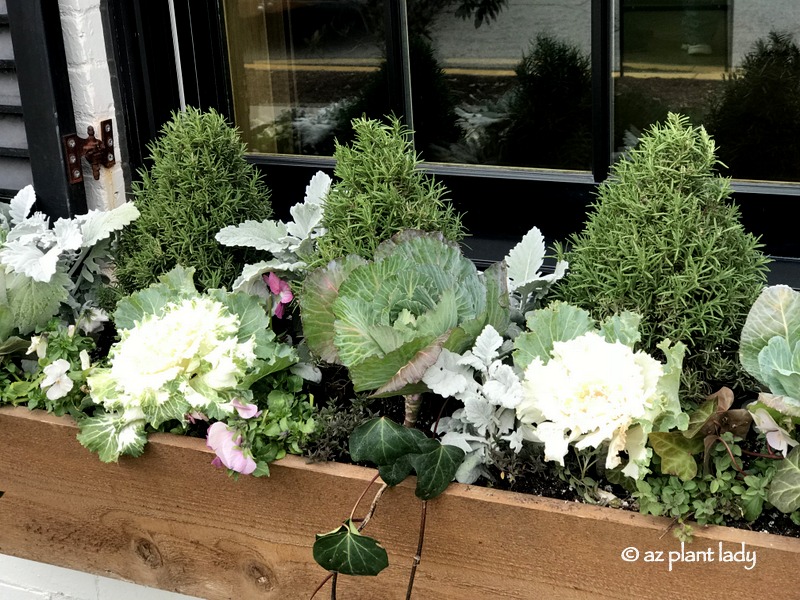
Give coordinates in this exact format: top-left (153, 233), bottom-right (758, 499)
top-left (0, 185), bottom-right (140, 336)
top-left (78, 266), bottom-right (298, 463)
top-left (216, 171), bottom-right (331, 297)
top-left (422, 325), bottom-right (524, 484)
top-left (516, 329), bottom-right (682, 480)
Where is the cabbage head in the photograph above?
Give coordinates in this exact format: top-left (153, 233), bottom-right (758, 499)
top-left (300, 230), bottom-right (509, 397)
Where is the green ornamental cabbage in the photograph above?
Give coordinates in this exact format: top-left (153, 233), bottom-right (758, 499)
top-left (300, 230), bottom-right (509, 397)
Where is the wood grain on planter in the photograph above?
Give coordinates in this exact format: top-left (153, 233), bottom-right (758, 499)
top-left (0, 406), bottom-right (797, 600)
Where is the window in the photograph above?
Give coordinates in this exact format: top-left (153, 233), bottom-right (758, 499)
top-left (108, 0), bottom-right (800, 281)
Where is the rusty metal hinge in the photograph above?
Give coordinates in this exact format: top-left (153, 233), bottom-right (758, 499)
top-left (62, 119), bottom-right (116, 184)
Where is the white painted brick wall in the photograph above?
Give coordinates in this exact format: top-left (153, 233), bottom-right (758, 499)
top-left (0, 555), bottom-right (199, 600)
top-left (58, 0), bottom-right (127, 210)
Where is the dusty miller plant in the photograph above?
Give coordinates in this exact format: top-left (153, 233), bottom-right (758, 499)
top-left (0, 186), bottom-right (139, 354)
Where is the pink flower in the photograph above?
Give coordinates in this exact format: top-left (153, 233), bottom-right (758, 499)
top-left (206, 421), bottom-right (256, 474)
top-left (186, 411), bottom-right (208, 424)
top-left (264, 272), bottom-right (293, 319)
top-left (232, 398), bottom-right (261, 419)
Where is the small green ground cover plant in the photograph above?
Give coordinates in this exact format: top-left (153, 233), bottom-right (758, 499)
top-left (114, 107), bottom-right (273, 296)
top-left (556, 113), bottom-right (769, 402)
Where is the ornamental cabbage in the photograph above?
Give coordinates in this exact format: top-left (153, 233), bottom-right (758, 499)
top-left (300, 229), bottom-right (509, 397)
top-left (79, 266), bottom-right (298, 462)
top-left (514, 303), bottom-right (685, 479)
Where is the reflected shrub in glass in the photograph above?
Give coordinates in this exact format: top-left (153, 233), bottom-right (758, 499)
top-left (706, 31), bottom-right (800, 182)
top-left (500, 33), bottom-right (592, 170)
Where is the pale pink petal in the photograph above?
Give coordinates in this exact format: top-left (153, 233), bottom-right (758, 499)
top-left (206, 421), bottom-right (230, 451)
top-left (232, 398), bottom-right (261, 419)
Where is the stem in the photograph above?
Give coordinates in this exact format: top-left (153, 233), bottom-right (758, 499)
top-left (403, 393), bottom-right (423, 428)
top-left (741, 449), bottom-right (785, 460)
top-left (349, 472), bottom-right (381, 522)
top-left (330, 573), bottom-right (337, 600)
top-left (358, 483), bottom-right (388, 532)
top-left (713, 436), bottom-right (747, 478)
top-left (310, 573), bottom-right (334, 600)
top-left (405, 500), bottom-right (428, 600)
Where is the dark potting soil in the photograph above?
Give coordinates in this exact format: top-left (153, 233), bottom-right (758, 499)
top-left (304, 369), bottom-right (799, 540)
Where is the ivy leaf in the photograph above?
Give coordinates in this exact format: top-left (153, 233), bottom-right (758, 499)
top-left (408, 444), bottom-right (465, 500)
top-left (769, 446), bottom-right (800, 513)
top-left (349, 417), bottom-right (419, 465)
top-left (378, 454), bottom-right (414, 486)
top-left (649, 431), bottom-right (703, 481)
top-left (313, 519), bottom-right (389, 576)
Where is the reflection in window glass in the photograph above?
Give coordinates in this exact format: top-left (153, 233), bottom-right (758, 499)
top-left (423, 1), bottom-right (593, 171)
top-left (222, 0), bottom-right (387, 156)
top-left (615, 1), bottom-right (800, 183)
top-left (223, 0), bottom-right (593, 172)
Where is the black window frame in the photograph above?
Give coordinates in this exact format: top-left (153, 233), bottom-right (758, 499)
top-left (6, 0), bottom-right (87, 219)
top-left (107, 0), bottom-right (800, 284)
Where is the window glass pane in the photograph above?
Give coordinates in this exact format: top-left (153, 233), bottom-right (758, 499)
top-left (420, 1), bottom-right (593, 171)
top-left (221, 0), bottom-right (387, 156)
top-left (614, 1), bottom-right (800, 183)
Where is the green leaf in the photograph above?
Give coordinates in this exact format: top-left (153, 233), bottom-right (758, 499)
top-left (300, 255), bottom-right (368, 364)
top-left (513, 302), bottom-right (595, 370)
top-left (313, 519), bottom-right (389, 576)
top-left (4, 271), bottom-right (69, 335)
top-left (144, 395), bottom-right (190, 429)
top-left (654, 340), bottom-right (687, 430)
top-left (378, 454), bottom-right (414, 486)
top-left (740, 285), bottom-right (800, 386)
top-left (114, 266), bottom-right (198, 330)
top-left (769, 446), bottom-right (800, 513)
top-left (741, 492), bottom-right (764, 522)
top-left (757, 336), bottom-right (800, 400)
top-left (649, 432), bottom-right (704, 481)
top-left (481, 260), bottom-right (510, 337)
top-left (211, 290), bottom-right (271, 342)
top-left (684, 398), bottom-right (717, 439)
top-left (599, 312), bottom-right (642, 347)
top-left (0, 335), bottom-right (30, 357)
top-left (0, 304), bottom-right (16, 341)
top-left (76, 411), bottom-right (147, 463)
top-left (349, 417), bottom-right (419, 465)
top-left (408, 444), bottom-right (465, 500)
top-left (369, 332), bottom-right (450, 397)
